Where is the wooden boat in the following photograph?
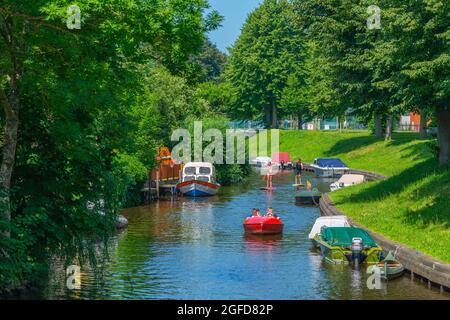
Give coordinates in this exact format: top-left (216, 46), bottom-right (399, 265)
top-left (176, 162), bottom-right (220, 197)
top-left (308, 216), bottom-right (351, 247)
top-left (367, 251), bottom-right (405, 280)
top-left (310, 158), bottom-right (349, 178)
top-left (243, 216), bottom-right (284, 235)
top-left (295, 189), bottom-right (322, 206)
top-left (313, 227), bottom-right (382, 265)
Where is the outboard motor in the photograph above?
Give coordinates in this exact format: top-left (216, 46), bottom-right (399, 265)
top-left (351, 237), bottom-right (363, 267)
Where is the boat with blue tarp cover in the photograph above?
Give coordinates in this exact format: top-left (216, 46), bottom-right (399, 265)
top-left (311, 158), bottom-right (349, 178)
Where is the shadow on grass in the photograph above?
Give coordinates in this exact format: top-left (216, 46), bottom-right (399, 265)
top-left (403, 174), bottom-right (450, 228)
top-left (324, 135), bottom-right (378, 157)
top-left (396, 139), bottom-right (435, 163)
top-left (324, 132), bottom-right (418, 157)
top-left (334, 158), bottom-right (450, 228)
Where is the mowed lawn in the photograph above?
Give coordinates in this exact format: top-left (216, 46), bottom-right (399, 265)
top-left (278, 130), bottom-right (450, 262)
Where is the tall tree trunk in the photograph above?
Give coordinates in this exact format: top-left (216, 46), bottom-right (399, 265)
top-left (0, 81), bottom-right (20, 238)
top-left (297, 113), bottom-right (303, 130)
top-left (271, 105), bottom-right (277, 129)
top-left (437, 106), bottom-right (450, 166)
top-left (385, 114), bottom-right (393, 141)
top-left (419, 109), bottom-right (427, 140)
top-left (264, 105), bottom-right (271, 128)
top-left (374, 112), bottom-right (382, 138)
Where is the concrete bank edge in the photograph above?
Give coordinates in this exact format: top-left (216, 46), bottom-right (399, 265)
top-left (318, 170), bottom-right (450, 290)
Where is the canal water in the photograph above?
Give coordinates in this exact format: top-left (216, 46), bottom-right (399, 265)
top-left (38, 171), bottom-right (448, 300)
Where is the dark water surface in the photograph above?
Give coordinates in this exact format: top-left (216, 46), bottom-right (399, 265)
top-left (39, 171), bottom-right (448, 300)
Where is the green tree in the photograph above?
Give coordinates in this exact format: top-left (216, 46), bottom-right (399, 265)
top-left (386, 0), bottom-right (449, 164)
top-left (0, 0), bottom-right (219, 288)
top-left (189, 40), bottom-right (228, 83)
top-left (225, 0), bottom-right (306, 128)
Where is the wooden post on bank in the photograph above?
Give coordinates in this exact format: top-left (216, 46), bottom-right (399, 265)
top-left (156, 168), bottom-right (160, 199)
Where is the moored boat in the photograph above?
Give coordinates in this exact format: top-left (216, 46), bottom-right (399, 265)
top-left (308, 216), bottom-right (351, 247)
top-left (311, 158), bottom-right (349, 178)
top-left (367, 251), bottom-right (405, 280)
top-left (243, 216), bottom-right (284, 235)
top-left (272, 152), bottom-right (293, 169)
top-left (295, 189), bottom-right (322, 206)
top-left (250, 156), bottom-right (272, 167)
top-left (330, 174), bottom-right (365, 192)
top-left (313, 227), bottom-right (382, 265)
top-left (176, 162), bottom-right (220, 197)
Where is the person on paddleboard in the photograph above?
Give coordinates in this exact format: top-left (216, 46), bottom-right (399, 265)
top-left (294, 158), bottom-right (304, 185)
top-left (266, 161), bottom-right (274, 190)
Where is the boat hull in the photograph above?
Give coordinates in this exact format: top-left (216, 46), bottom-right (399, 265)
top-left (314, 235), bottom-right (382, 265)
top-left (367, 261), bottom-right (405, 280)
top-left (295, 195), bottom-right (321, 206)
top-left (176, 180), bottom-right (220, 197)
top-left (243, 217), bottom-right (284, 235)
top-left (311, 166), bottom-right (348, 178)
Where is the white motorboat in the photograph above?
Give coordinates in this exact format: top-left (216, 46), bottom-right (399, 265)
top-left (311, 158), bottom-right (349, 178)
top-left (330, 174), bottom-right (365, 192)
top-left (308, 216), bottom-right (351, 247)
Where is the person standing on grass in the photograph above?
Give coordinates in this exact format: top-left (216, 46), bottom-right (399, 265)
top-left (295, 158), bottom-right (304, 185)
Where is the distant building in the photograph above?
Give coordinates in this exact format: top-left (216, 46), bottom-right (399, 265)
top-left (305, 116), bottom-right (365, 131)
top-left (400, 112), bottom-right (421, 132)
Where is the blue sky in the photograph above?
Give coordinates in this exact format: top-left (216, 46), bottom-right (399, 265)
top-left (207, 0), bottom-right (263, 53)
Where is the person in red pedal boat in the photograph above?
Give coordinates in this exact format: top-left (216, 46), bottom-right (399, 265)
top-left (252, 208), bottom-right (260, 217)
top-left (266, 207), bottom-right (279, 218)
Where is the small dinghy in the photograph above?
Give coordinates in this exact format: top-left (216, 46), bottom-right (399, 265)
top-left (367, 251), bottom-right (405, 280)
top-left (243, 216), bottom-right (284, 235)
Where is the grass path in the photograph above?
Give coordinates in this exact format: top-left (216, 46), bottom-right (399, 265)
top-left (279, 130), bottom-right (450, 262)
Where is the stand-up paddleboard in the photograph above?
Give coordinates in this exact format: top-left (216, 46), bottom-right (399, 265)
top-left (292, 184), bottom-right (305, 187)
top-left (260, 187), bottom-right (276, 191)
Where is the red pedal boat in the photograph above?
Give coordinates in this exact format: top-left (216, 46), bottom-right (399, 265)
top-left (243, 216), bottom-right (284, 235)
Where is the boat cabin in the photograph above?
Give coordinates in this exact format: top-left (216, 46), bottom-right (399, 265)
top-left (181, 162), bottom-right (216, 183)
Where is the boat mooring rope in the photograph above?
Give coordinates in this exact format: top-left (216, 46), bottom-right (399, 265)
top-left (311, 188), bottom-right (320, 207)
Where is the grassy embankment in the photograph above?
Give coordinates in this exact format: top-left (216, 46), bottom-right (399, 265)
top-left (278, 130), bottom-right (450, 262)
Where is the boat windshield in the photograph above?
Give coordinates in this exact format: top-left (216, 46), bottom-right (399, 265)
top-left (197, 176), bottom-right (210, 182)
top-left (184, 167), bottom-right (196, 175)
top-left (199, 167), bottom-right (211, 175)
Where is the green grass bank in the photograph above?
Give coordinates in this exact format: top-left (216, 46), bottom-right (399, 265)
top-left (278, 130), bottom-right (450, 262)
